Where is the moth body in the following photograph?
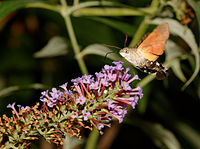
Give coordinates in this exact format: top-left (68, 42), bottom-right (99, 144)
top-left (120, 47), bottom-right (168, 80)
top-left (119, 23), bottom-right (170, 80)
top-left (119, 47), bottom-right (146, 68)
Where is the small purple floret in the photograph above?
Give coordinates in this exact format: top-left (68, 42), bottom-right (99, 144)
top-left (107, 73), bottom-right (117, 82)
top-left (89, 81), bottom-right (99, 90)
top-left (82, 110), bottom-right (91, 121)
top-left (76, 96), bottom-right (86, 105)
top-left (72, 112), bottom-right (78, 119)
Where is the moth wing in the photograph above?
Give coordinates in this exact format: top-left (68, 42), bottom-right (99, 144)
top-left (138, 23), bottom-right (169, 61)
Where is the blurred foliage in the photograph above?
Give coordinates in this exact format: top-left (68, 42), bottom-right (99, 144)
top-left (0, 0), bottom-right (200, 149)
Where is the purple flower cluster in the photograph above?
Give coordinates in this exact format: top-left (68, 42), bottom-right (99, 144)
top-left (4, 61), bottom-right (143, 148)
top-left (8, 61), bottom-right (142, 135)
top-left (43, 62), bottom-right (141, 132)
top-left (40, 88), bottom-right (63, 108)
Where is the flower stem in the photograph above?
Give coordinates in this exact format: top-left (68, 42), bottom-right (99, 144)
top-left (129, 0), bottom-right (159, 47)
top-left (130, 0), bottom-right (160, 114)
top-left (73, 0), bottom-right (79, 5)
top-left (60, 0), bottom-right (88, 75)
top-left (64, 16), bottom-right (88, 74)
top-left (60, 0), bottom-right (67, 7)
top-left (129, 21), bottom-right (149, 47)
top-left (85, 128), bottom-right (99, 149)
top-left (73, 8), bottom-right (155, 16)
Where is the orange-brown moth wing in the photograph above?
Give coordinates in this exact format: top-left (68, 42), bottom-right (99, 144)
top-left (138, 23), bottom-right (170, 61)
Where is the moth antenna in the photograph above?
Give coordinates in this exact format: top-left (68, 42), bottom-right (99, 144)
top-left (124, 33), bottom-right (128, 47)
top-left (104, 51), bottom-right (116, 61)
top-left (103, 44), bottom-right (121, 50)
top-left (103, 44), bottom-right (121, 61)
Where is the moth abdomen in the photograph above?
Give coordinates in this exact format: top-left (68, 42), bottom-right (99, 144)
top-left (139, 60), bottom-right (168, 80)
top-left (156, 69), bottom-right (168, 80)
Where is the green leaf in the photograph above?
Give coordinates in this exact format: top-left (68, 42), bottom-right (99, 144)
top-left (166, 40), bottom-right (187, 82)
top-left (174, 122), bottom-right (200, 149)
top-left (186, 0), bottom-right (200, 41)
top-left (128, 119), bottom-right (181, 149)
top-left (0, 0), bottom-right (49, 19)
top-left (0, 83), bottom-right (46, 98)
top-left (88, 17), bottom-right (136, 36)
top-left (172, 61), bottom-right (187, 82)
top-left (34, 36), bottom-right (69, 58)
top-left (166, 40), bottom-right (185, 60)
top-left (137, 84), bottom-right (151, 114)
top-left (152, 18), bottom-right (200, 90)
top-left (78, 44), bottom-right (120, 61)
top-left (0, 86), bottom-right (19, 98)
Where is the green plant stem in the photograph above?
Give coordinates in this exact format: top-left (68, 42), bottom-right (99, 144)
top-left (26, 3), bottom-right (60, 12)
top-left (85, 129), bottom-right (99, 149)
top-left (129, 0), bottom-right (159, 47)
top-left (60, 0), bottom-right (88, 75)
top-left (61, 0), bottom-right (67, 7)
top-left (64, 16), bottom-right (88, 74)
top-left (73, 8), bottom-right (155, 16)
top-left (62, 1), bottom-right (119, 16)
top-left (26, 3), bottom-right (155, 17)
top-left (151, 0), bottom-right (160, 8)
top-left (129, 21), bottom-right (149, 47)
top-left (131, 0), bottom-right (160, 114)
top-left (73, 0), bottom-right (79, 5)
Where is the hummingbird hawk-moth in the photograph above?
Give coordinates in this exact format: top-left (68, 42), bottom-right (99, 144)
top-left (119, 23), bottom-right (170, 80)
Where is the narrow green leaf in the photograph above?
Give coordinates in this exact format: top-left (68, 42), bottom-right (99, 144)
top-left (137, 84), bottom-right (151, 114)
top-left (34, 36), bottom-right (69, 58)
top-left (174, 122), bottom-right (200, 149)
top-left (152, 18), bottom-right (200, 90)
top-left (0, 0), bottom-right (50, 19)
top-left (166, 40), bottom-right (185, 60)
top-left (89, 17), bottom-right (136, 36)
top-left (0, 0), bottom-right (29, 19)
top-left (0, 83), bottom-right (46, 98)
top-left (0, 86), bottom-right (19, 98)
top-left (186, 0), bottom-right (200, 40)
top-left (129, 21), bottom-right (149, 47)
top-left (166, 40), bottom-right (187, 82)
top-left (138, 74), bottom-right (155, 88)
top-left (172, 61), bottom-right (187, 82)
top-left (78, 44), bottom-right (120, 61)
top-left (128, 119), bottom-right (181, 149)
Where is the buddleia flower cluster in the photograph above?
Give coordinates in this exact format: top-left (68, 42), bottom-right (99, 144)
top-left (0, 61), bottom-right (143, 148)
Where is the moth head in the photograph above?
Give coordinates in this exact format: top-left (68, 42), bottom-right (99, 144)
top-left (119, 47), bottom-right (131, 58)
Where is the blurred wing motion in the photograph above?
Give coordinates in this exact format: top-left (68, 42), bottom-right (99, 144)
top-left (138, 23), bottom-right (169, 61)
top-left (119, 23), bottom-right (170, 80)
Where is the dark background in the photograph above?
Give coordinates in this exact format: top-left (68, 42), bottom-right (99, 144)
top-left (0, 0), bottom-right (199, 149)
